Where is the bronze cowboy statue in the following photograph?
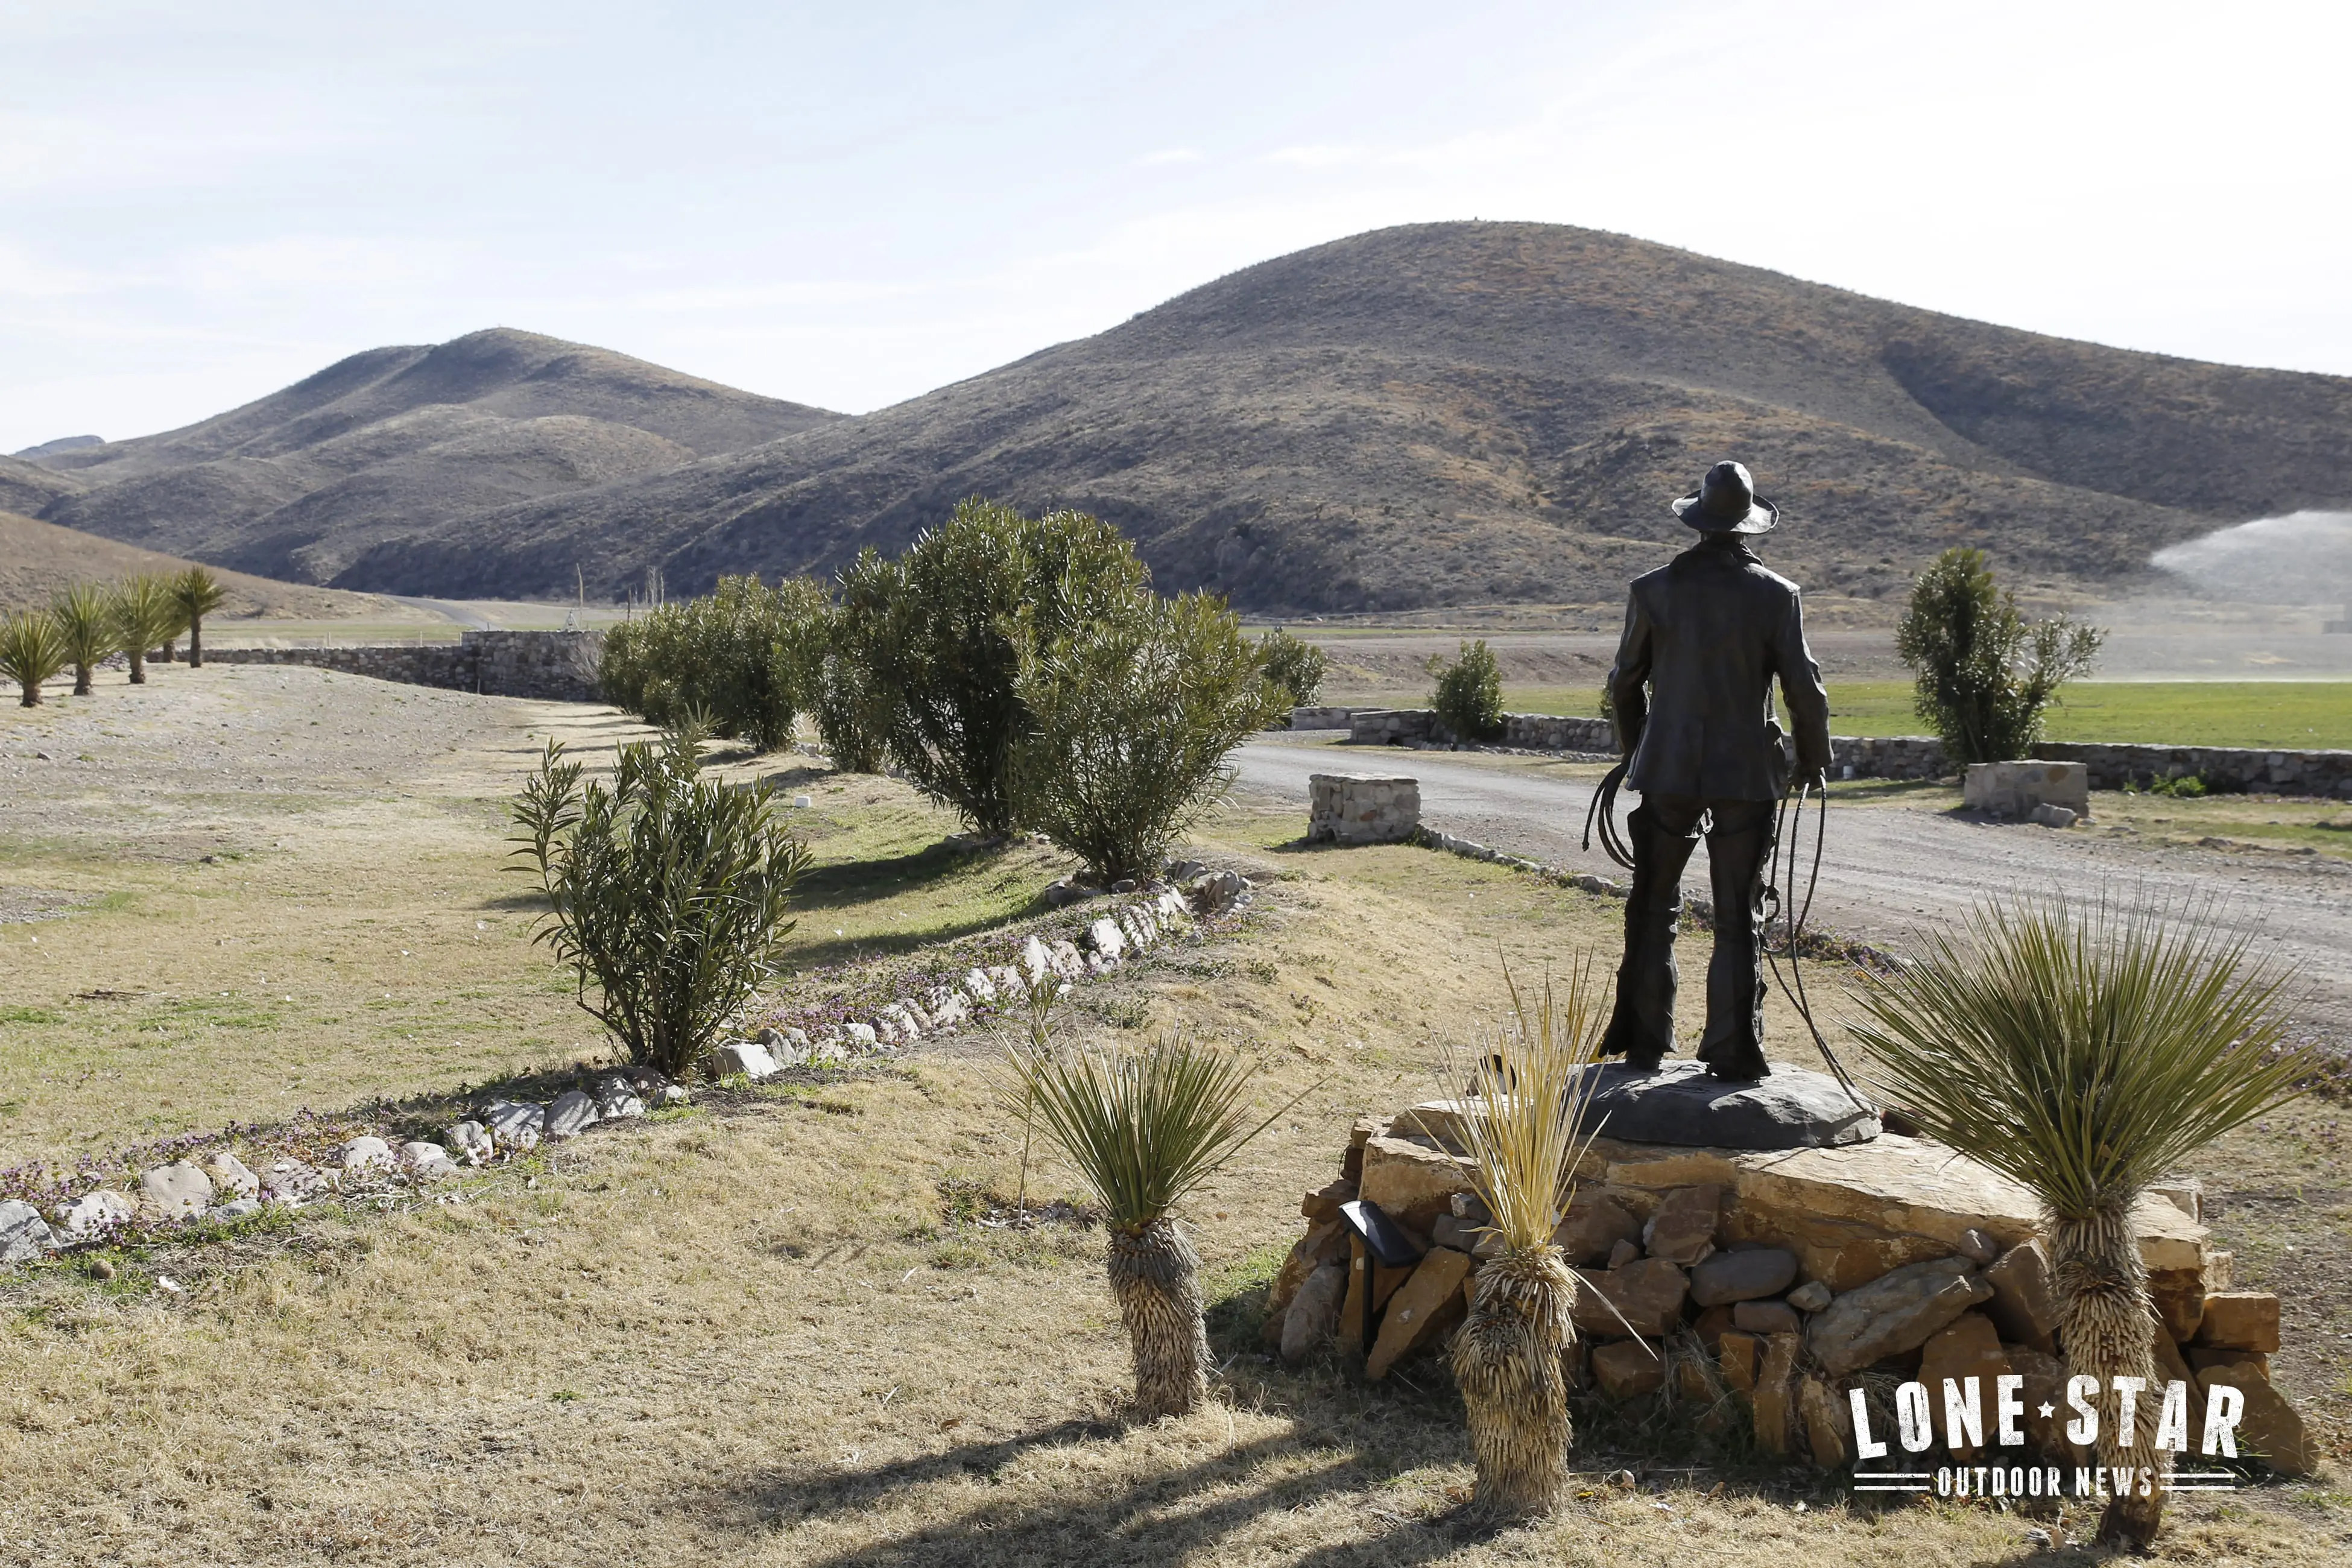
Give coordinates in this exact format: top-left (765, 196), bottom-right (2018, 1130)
top-left (1600, 461), bottom-right (1831, 1082)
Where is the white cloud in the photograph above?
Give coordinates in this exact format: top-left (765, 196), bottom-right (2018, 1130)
top-left (1136, 147), bottom-right (1205, 166)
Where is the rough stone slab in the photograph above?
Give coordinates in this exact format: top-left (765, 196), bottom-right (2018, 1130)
top-left (59, 1190), bottom-right (134, 1241)
top-left (1800, 1375), bottom-right (1854, 1468)
top-left (1809, 1256), bottom-right (1992, 1377)
top-left (1, 1200), bottom-right (58, 1264)
top-left (1578, 1060), bottom-right (1880, 1150)
top-left (1551, 1190), bottom-right (1641, 1266)
top-left (1357, 1135), bottom-right (1475, 1230)
top-left (1262, 1221), bottom-right (1344, 1345)
top-left (1642, 1183), bottom-right (1724, 1262)
top-left (1570, 1257), bottom-right (1688, 1338)
top-left (1591, 1337), bottom-right (1665, 1399)
top-left (1690, 1247), bottom-right (1797, 1307)
top-left (543, 1090), bottom-right (599, 1140)
top-left (2198, 1364), bottom-right (2313, 1474)
top-left (140, 1162), bottom-right (213, 1219)
top-left (1916, 1312), bottom-right (2010, 1460)
top-left (202, 1152), bottom-right (260, 1201)
top-left (1984, 1239), bottom-right (2057, 1353)
top-left (2195, 1292), bottom-right (2281, 1353)
top-left (1281, 1262), bottom-right (1347, 1364)
top-left (1366, 1247), bottom-right (1472, 1377)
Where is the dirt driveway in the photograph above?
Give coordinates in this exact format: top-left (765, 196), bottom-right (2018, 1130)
top-left (1233, 736), bottom-right (2352, 1047)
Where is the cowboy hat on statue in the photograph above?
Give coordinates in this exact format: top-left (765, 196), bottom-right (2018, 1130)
top-left (1599, 461), bottom-right (1832, 1081)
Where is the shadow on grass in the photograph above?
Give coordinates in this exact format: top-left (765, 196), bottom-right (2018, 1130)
top-left (686, 1420), bottom-right (1496, 1568)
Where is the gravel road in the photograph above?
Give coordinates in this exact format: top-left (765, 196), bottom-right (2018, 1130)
top-left (1233, 736), bottom-right (2352, 1042)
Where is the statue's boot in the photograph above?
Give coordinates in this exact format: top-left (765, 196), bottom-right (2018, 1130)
top-left (1601, 800), bottom-right (1701, 1073)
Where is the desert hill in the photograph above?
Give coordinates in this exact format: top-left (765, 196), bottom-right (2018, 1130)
top-left (331, 225), bottom-right (2352, 612)
top-left (29, 328), bottom-right (839, 584)
top-left (0, 510), bottom-right (417, 621)
top-left (36, 226), bottom-right (2352, 613)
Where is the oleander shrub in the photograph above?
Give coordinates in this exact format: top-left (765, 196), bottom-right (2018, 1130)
top-left (1256, 627), bottom-right (1327, 707)
top-left (1012, 589), bottom-right (1286, 885)
top-left (599, 574), bottom-right (833, 751)
top-left (510, 728), bottom-right (812, 1080)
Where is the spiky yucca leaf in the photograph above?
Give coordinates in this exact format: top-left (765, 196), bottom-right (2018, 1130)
top-left (1850, 891), bottom-right (2304, 1549)
top-left (998, 1031), bottom-right (1306, 1234)
top-left (1434, 960), bottom-right (1613, 1519)
top-left (1430, 961), bottom-right (1613, 1251)
top-left (110, 574), bottom-right (183, 683)
top-left (0, 612), bottom-right (69, 706)
top-left (1849, 893), bottom-right (2302, 1219)
top-left (50, 584), bottom-right (112, 695)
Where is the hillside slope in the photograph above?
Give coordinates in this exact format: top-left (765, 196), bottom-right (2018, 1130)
top-left (338, 225), bottom-right (2352, 612)
top-left (33, 329), bottom-right (839, 583)
top-left (0, 511), bottom-right (419, 620)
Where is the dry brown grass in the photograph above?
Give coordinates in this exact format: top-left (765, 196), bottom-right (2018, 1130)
top-left (1, 674), bottom-right (2345, 1564)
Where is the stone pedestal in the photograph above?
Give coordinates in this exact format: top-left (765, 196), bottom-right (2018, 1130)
top-left (1307, 773), bottom-right (1420, 844)
top-left (1964, 760), bottom-right (2090, 818)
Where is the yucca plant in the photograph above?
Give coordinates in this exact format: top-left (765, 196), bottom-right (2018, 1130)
top-left (1440, 962), bottom-right (1613, 1518)
top-left (49, 584), bottom-right (113, 696)
top-left (110, 575), bottom-right (183, 684)
top-left (510, 727), bottom-right (812, 1080)
top-left (171, 567), bottom-right (229, 667)
top-left (997, 1033), bottom-right (1310, 1417)
top-left (0, 612), bottom-right (69, 706)
top-left (1850, 893), bottom-right (2304, 1551)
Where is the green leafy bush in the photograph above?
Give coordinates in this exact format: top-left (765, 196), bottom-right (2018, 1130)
top-left (848, 499), bottom-right (1148, 836)
top-left (1429, 638), bottom-right (1505, 742)
top-left (599, 575), bottom-right (832, 751)
top-left (1254, 627), bottom-right (1327, 707)
top-left (1897, 548), bottom-right (2103, 763)
top-left (510, 730), bottom-right (812, 1080)
top-left (815, 551), bottom-right (898, 773)
top-left (1013, 589), bottom-right (1285, 885)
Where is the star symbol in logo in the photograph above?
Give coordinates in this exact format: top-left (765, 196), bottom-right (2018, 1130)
top-left (2038, 1403), bottom-right (2057, 1418)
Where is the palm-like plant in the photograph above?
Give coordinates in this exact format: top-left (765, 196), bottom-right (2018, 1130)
top-left (110, 575), bottom-right (183, 684)
top-left (50, 584), bottom-right (113, 696)
top-left (0, 612), bottom-right (69, 706)
top-left (171, 567), bottom-right (229, 667)
top-left (1440, 963), bottom-right (1612, 1519)
top-left (998, 1033), bottom-right (1309, 1417)
top-left (1850, 894), bottom-right (2304, 1551)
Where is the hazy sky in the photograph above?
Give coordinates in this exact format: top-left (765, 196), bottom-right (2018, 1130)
top-left (5, 0), bottom-right (2346, 452)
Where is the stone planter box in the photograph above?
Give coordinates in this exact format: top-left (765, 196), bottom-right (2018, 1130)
top-left (1307, 774), bottom-right (1421, 844)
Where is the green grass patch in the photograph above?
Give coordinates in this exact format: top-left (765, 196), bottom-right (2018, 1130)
top-left (1493, 680), bottom-right (2352, 749)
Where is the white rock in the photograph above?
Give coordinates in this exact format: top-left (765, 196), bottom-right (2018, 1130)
top-left (656, 1084), bottom-right (691, 1107)
top-left (1086, 917), bottom-right (1128, 961)
top-left (59, 1189), bottom-right (134, 1241)
top-left (543, 1090), bottom-right (599, 1140)
top-left (987, 965), bottom-right (1024, 995)
top-left (1021, 935), bottom-right (1055, 982)
top-left (592, 1077), bottom-right (646, 1119)
top-left (882, 1003), bottom-right (922, 1038)
top-left (201, 1151), bottom-right (261, 1200)
top-left (929, 993), bottom-right (969, 1030)
top-left (340, 1136), bottom-right (394, 1172)
top-left (1, 1200), bottom-right (59, 1264)
top-left (400, 1140), bottom-right (457, 1176)
top-left (262, 1159), bottom-right (327, 1205)
top-left (484, 1102), bottom-right (544, 1152)
top-left (704, 1040), bottom-right (779, 1080)
top-left (1153, 888), bottom-right (1190, 924)
top-left (139, 1162), bottom-right (214, 1219)
top-left (962, 968), bottom-right (997, 1005)
top-left (445, 1120), bottom-right (495, 1165)
top-left (869, 1014), bottom-right (900, 1045)
top-left (213, 1198), bottom-right (264, 1220)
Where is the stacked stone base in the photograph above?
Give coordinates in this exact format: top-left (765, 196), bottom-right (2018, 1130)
top-left (1259, 1105), bottom-right (2315, 1475)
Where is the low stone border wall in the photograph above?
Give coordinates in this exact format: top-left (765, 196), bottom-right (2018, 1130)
top-left (211, 629), bottom-right (604, 702)
top-left (1347, 709), bottom-right (2352, 797)
top-left (1259, 1105), bottom-right (2314, 1475)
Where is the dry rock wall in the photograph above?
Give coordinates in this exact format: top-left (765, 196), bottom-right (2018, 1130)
top-left (210, 630), bottom-right (604, 701)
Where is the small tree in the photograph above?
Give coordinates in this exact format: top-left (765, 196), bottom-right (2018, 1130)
top-left (0, 612), bottom-right (68, 707)
top-left (1851, 894), bottom-right (2306, 1550)
top-left (815, 560), bottom-right (894, 773)
top-left (171, 567), bottom-right (229, 668)
top-left (1256, 627), bottom-right (1327, 707)
top-left (510, 730), bottom-right (812, 1080)
top-left (1897, 548), bottom-right (2103, 763)
top-left (1429, 638), bottom-right (1505, 742)
top-left (1013, 590), bottom-right (1285, 885)
top-left (50, 584), bottom-right (113, 696)
top-left (110, 575), bottom-right (182, 685)
top-left (853, 499), bottom-right (1148, 836)
top-left (597, 575), bottom-right (831, 751)
top-left (997, 1032), bottom-right (1309, 1416)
